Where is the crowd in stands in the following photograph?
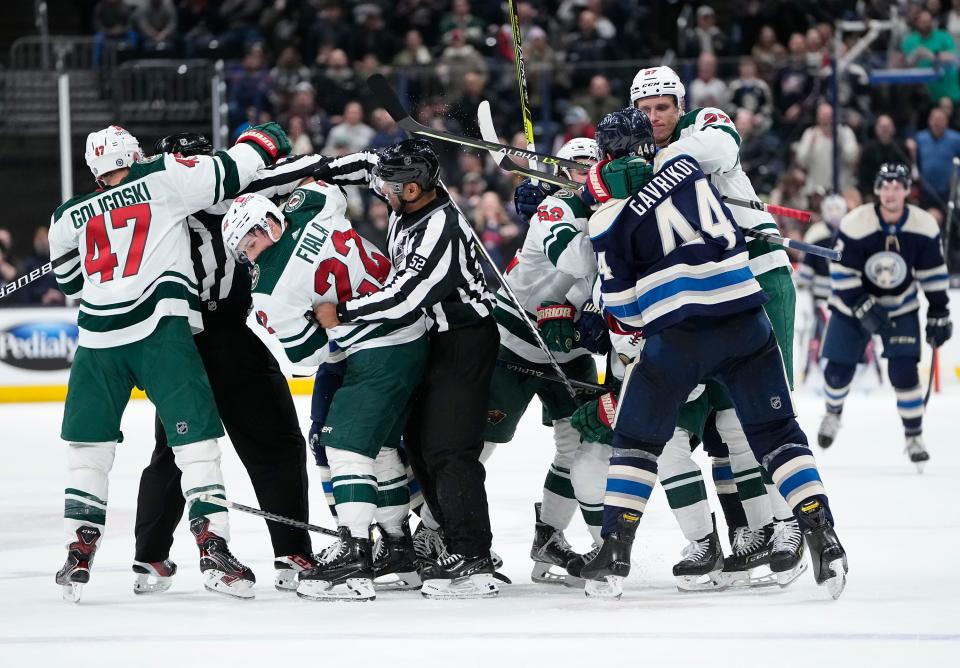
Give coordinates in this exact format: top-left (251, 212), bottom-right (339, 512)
top-left (5, 0), bottom-right (960, 302)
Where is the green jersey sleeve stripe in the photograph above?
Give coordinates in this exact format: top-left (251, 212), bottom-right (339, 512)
top-left (709, 123), bottom-right (741, 146)
top-left (57, 274), bottom-right (84, 298)
top-left (278, 319), bottom-right (315, 344)
top-left (283, 327), bottom-right (328, 363)
top-left (545, 228), bottom-right (579, 266)
top-left (215, 150), bottom-right (241, 198)
top-left (213, 157), bottom-right (222, 205)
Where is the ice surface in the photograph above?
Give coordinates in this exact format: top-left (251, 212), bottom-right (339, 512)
top-left (1, 387), bottom-right (958, 666)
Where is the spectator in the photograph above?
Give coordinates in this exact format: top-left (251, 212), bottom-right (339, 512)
top-left (355, 198), bottom-right (391, 253)
top-left (564, 10), bottom-right (622, 87)
top-left (474, 191), bottom-right (521, 272)
top-left (280, 82), bottom-right (329, 150)
top-left (93, 0), bottom-right (137, 58)
top-left (368, 108), bottom-right (407, 151)
top-left (805, 27), bottom-right (828, 70)
top-left (736, 109), bottom-right (784, 194)
top-left (306, 2), bottom-right (354, 56)
top-left (439, 0), bottom-right (486, 48)
top-left (681, 5), bottom-right (726, 58)
top-left (573, 75), bottom-right (622, 125)
top-left (902, 9), bottom-right (960, 104)
top-left (729, 57), bottom-right (773, 120)
top-left (774, 32), bottom-right (818, 136)
top-left (688, 52), bottom-right (730, 111)
top-left (393, 30), bottom-right (433, 67)
top-left (0, 229), bottom-right (17, 291)
top-left (858, 114), bottom-right (915, 200)
top-left (752, 25), bottom-right (787, 83)
top-left (18, 227), bottom-right (65, 306)
top-left (915, 106), bottom-right (960, 211)
top-left (178, 0), bottom-right (219, 56)
top-left (215, 0), bottom-right (265, 54)
top-left (287, 116), bottom-right (314, 156)
top-left (313, 48), bottom-right (364, 118)
top-left (350, 4), bottom-right (401, 63)
top-left (523, 26), bottom-right (568, 112)
top-left (448, 71), bottom-right (487, 138)
top-left (795, 102), bottom-right (860, 194)
top-left (769, 168), bottom-right (810, 229)
top-left (938, 95), bottom-right (960, 128)
top-left (552, 105), bottom-right (596, 154)
top-left (269, 46), bottom-right (311, 107)
top-left (227, 43), bottom-right (271, 130)
top-left (134, 0), bottom-right (177, 53)
top-left (949, 0), bottom-right (960, 46)
top-left (323, 101), bottom-right (375, 156)
top-left (437, 30), bottom-right (488, 99)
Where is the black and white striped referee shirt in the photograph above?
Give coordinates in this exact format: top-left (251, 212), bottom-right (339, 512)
top-left (187, 154), bottom-right (328, 318)
top-left (322, 152), bottom-right (494, 333)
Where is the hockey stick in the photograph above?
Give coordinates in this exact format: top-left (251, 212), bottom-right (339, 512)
top-left (507, 0), bottom-right (539, 182)
top-left (923, 347), bottom-right (939, 407)
top-left (199, 494), bottom-right (339, 537)
top-left (0, 249), bottom-right (79, 302)
top-left (496, 357), bottom-right (607, 394)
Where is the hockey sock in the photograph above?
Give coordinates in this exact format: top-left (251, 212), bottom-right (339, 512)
top-left (716, 409), bottom-right (773, 530)
top-left (540, 419), bottom-right (580, 530)
top-left (172, 439), bottom-right (229, 540)
top-left (64, 441), bottom-right (117, 546)
top-left (571, 440), bottom-right (610, 545)
top-left (397, 441), bottom-right (424, 515)
top-left (310, 439), bottom-right (337, 518)
top-left (374, 448), bottom-right (409, 537)
top-left (762, 443), bottom-right (832, 524)
top-left (658, 428), bottom-right (711, 542)
top-left (888, 358), bottom-right (923, 437)
top-left (764, 475), bottom-right (795, 521)
top-left (602, 445), bottom-right (658, 538)
top-left (711, 456), bottom-right (749, 530)
top-left (823, 361), bottom-right (856, 416)
top-left (328, 448), bottom-right (377, 539)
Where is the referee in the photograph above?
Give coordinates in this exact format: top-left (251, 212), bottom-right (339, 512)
top-left (133, 134), bottom-right (328, 593)
top-left (314, 139), bottom-right (500, 592)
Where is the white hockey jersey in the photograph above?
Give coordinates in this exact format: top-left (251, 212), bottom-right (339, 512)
top-left (250, 181), bottom-right (425, 367)
top-left (495, 189), bottom-right (597, 363)
top-left (48, 144), bottom-right (265, 348)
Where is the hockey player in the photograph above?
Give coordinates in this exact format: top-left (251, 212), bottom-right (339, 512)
top-left (133, 134), bottom-right (330, 595)
top-left (578, 109), bottom-right (848, 600)
top-left (312, 140), bottom-right (501, 600)
top-left (818, 163), bottom-right (952, 468)
top-left (48, 122), bottom-right (290, 600)
top-left (221, 184), bottom-right (427, 602)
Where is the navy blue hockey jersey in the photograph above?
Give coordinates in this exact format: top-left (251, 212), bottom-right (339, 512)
top-left (829, 204), bottom-right (949, 317)
top-left (588, 154), bottom-right (767, 335)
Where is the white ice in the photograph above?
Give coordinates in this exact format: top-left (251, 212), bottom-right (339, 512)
top-left (1, 386), bottom-right (958, 667)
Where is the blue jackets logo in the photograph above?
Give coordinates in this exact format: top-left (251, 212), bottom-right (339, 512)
top-left (0, 321), bottom-right (79, 370)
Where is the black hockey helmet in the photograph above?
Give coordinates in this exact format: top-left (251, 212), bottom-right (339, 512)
top-left (373, 138), bottom-right (441, 191)
top-left (596, 107), bottom-right (657, 160)
top-left (874, 162), bottom-right (911, 192)
top-left (155, 132), bottom-right (214, 156)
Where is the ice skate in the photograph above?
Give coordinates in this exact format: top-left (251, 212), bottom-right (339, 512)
top-left (412, 521), bottom-right (447, 567)
top-left (132, 559), bottom-right (177, 595)
top-left (373, 518), bottom-right (422, 591)
top-left (673, 520), bottom-right (726, 592)
top-left (56, 526), bottom-right (101, 603)
top-left (565, 544), bottom-right (600, 588)
top-left (817, 413), bottom-right (841, 449)
top-left (297, 527), bottom-right (375, 602)
top-left (722, 524), bottom-right (777, 588)
top-left (769, 517), bottom-right (808, 587)
top-left (905, 435), bottom-right (929, 473)
top-left (530, 502), bottom-right (579, 585)
top-left (420, 552), bottom-right (499, 600)
top-left (273, 554), bottom-right (317, 592)
top-left (582, 511), bottom-right (640, 600)
top-left (190, 517), bottom-right (256, 599)
top-left (797, 500), bottom-right (848, 599)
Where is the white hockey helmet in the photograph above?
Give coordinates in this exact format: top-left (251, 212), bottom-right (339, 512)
top-left (630, 66), bottom-right (686, 111)
top-left (556, 137), bottom-right (601, 178)
top-left (85, 125), bottom-right (142, 179)
top-left (222, 193), bottom-right (285, 262)
top-left (820, 193), bottom-right (848, 226)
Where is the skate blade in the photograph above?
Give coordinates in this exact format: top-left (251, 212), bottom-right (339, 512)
top-left (61, 583), bottom-right (83, 603)
top-left (421, 573), bottom-right (499, 600)
top-left (584, 575), bottom-right (623, 600)
top-left (274, 570), bottom-right (299, 592)
top-left (675, 572), bottom-right (728, 592)
top-left (133, 574), bottom-right (173, 595)
top-left (531, 561), bottom-right (570, 586)
top-left (723, 566), bottom-right (779, 589)
top-left (776, 561), bottom-right (808, 588)
top-left (373, 570), bottom-right (422, 591)
top-left (822, 558), bottom-right (848, 600)
top-left (914, 460), bottom-right (927, 474)
top-left (203, 570), bottom-right (255, 600)
top-left (297, 577), bottom-right (376, 601)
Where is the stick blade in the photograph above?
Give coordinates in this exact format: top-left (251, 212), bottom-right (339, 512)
top-left (367, 74), bottom-right (410, 123)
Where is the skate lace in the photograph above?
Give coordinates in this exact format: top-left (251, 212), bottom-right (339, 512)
top-left (212, 541), bottom-right (246, 572)
top-left (548, 529), bottom-right (575, 554)
top-left (436, 552), bottom-right (463, 568)
top-left (680, 537), bottom-right (710, 561)
top-left (414, 526), bottom-right (447, 559)
top-left (373, 538), bottom-right (387, 562)
top-left (318, 539), bottom-right (347, 564)
top-left (772, 520), bottom-right (802, 552)
top-left (731, 526), bottom-right (764, 556)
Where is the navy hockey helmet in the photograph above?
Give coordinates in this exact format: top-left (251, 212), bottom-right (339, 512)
top-left (373, 138), bottom-right (441, 192)
top-left (596, 107), bottom-right (657, 160)
top-left (874, 162), bottom-right (911, 192)
top-left (155, 132), bottom-right (214, 157)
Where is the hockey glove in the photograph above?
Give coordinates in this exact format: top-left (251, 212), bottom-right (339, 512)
top-left (537, 301), bottom-right (577, 353)
top-left (926, 309), bottom-right (952, 347)
top-left (570, 391), bottom-right (618, 445)
top-left (585, 156), bottom-right (654, 204)
top-left (852, 294), bottom-right (894, 336)
top-left (236, 122), bottom-right (292, 165)
top-left (574, 300), bottom-right (612, 355)
top-left (514, 178), bottom-right (560, 219)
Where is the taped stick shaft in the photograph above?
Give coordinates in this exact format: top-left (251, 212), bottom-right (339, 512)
top-left (200, 494), bottom-right (339, 537)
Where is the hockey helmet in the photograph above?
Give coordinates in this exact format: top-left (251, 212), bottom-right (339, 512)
top-left (874, 163), bottom-right (911, 193)
top-left (372, 138), bottom-right (441, 195)
top-left (222, 193), bottom-right (285, 263)
top-left (820, 194), bottom-right (848, 226)
top-left (556, 137), bottom-right (601, 178)
top-left (155, 132), bottom-right (214, 157)
top-left (85, 125), bottom-right (142, 179)
top-left (596, 108), bottom-right (657, 160)
top-left (630, 66), bottom-right (686, 111)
